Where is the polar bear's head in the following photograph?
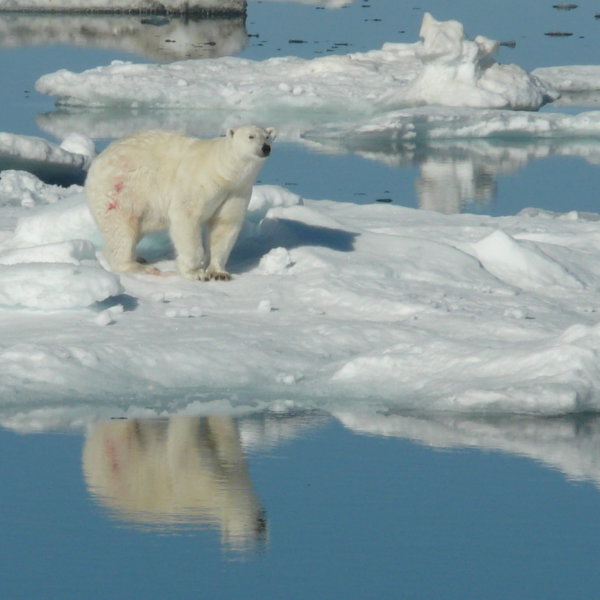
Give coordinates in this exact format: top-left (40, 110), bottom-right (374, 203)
top-left (227, 125), bottom-right (277, 160)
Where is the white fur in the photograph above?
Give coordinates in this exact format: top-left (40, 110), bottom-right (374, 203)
top-left (85, 125), bottom-right (276, 280)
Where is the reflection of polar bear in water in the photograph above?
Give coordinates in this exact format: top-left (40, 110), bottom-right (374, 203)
top-left (82, 416), bottom-right (266, 552)
top-left (85, 125), bottom-right (276, 280)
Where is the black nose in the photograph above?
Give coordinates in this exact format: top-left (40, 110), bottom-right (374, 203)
top-left (262, 143), bottom-right (271, 156)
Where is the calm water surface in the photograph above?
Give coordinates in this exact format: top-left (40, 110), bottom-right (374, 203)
top-left (4, 412), bottom-right (600, 600)
top-left (2, 2), bottom-right (600, 598)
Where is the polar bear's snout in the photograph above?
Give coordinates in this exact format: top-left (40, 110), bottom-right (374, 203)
top-left (261, 142), bottom-right (272, 157)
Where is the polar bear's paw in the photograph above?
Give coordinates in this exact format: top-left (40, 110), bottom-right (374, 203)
top-left (209, 271), bottom-right (231, 281)
top-left (180, 267), bottom-right (210, 281)
top-left (206, 268), bottom-right (232, 281)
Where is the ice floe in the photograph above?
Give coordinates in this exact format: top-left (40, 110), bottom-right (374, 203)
top-left (2, 174), bottom-right (600, 418)
top-left (35, 12), bottom-right (559, 115)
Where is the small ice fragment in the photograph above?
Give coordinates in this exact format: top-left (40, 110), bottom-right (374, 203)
top-left (257, 299), bottom-right (272, 313)
top-left (149, 292), bottom-right (166, 303)
top-left (258, 247), bottom-right (293, 275)
top-left (107, 304), bottom-right (124, 317)
top-left (95, 310), bottom-right (114, 326)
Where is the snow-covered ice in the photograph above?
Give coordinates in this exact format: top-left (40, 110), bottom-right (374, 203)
top-left (532, 66), bottom-right (600, 94)
top-left (35, 13), bottom-right (558, 114)
top-left (32, 11), bottom-right (600, 146)
top-left (3, 172), bottom-right (600, 425)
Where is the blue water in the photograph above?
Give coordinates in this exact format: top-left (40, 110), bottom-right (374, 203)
top-left (2, 2), bottom-right (600, 598)
top-left (3, 415), bottom-right (600, 600)
top-left (2, 0), bottom-right (600, 215)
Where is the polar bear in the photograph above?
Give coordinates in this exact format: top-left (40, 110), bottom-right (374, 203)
top-left (85, 125), bottom-right (276, 280)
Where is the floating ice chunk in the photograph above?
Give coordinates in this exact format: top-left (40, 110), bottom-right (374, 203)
top-left (35, 12), bottom-right (555, 114)
top-left (403, 13), bottom-right (558, 110)
top-left (532, 66), bottom-right (600, 92)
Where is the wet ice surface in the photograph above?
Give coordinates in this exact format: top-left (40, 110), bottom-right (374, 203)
top-left (3, 2), bottom-right (600, 598)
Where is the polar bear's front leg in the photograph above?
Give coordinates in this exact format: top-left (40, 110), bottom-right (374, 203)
top-left (205, 195), bottom-right (250, 281)
top-left (169, 212), bottom-right (207, 280)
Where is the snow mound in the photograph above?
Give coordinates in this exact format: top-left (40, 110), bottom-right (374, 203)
top-left (469, 229), bottom-right (584, 292)
top-left (0, 172), bottom-right (120, 309)
top-left (0, 170), bottom-right (82, 209)
top-left (0, 256), bottom-right (122, 310)
top-left (35, 12), bottom-right (556, 113)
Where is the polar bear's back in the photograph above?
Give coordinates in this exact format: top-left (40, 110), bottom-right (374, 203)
top-left (85, 130), bottom-right (222, 216)
top-left (91, 130), bottom-right (205, 177)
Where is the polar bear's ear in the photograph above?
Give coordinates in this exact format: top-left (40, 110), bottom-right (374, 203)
top-left (227, 128), bottom-right (236, 139)
top-left (266, 127), bottom-right (277, 140)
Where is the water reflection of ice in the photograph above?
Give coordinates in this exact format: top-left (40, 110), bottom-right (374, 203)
top-left (305, 128), bottom-right (600, 213)
top-left (0, 14), bottom-right (247, 62)
top-left (6, 406), bottom-right (600, 496)
top-left (334, 410), bottom-right (600, 489)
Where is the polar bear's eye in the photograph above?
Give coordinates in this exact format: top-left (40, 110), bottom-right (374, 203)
top-left (249, 135), bottom-right (255, 139)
